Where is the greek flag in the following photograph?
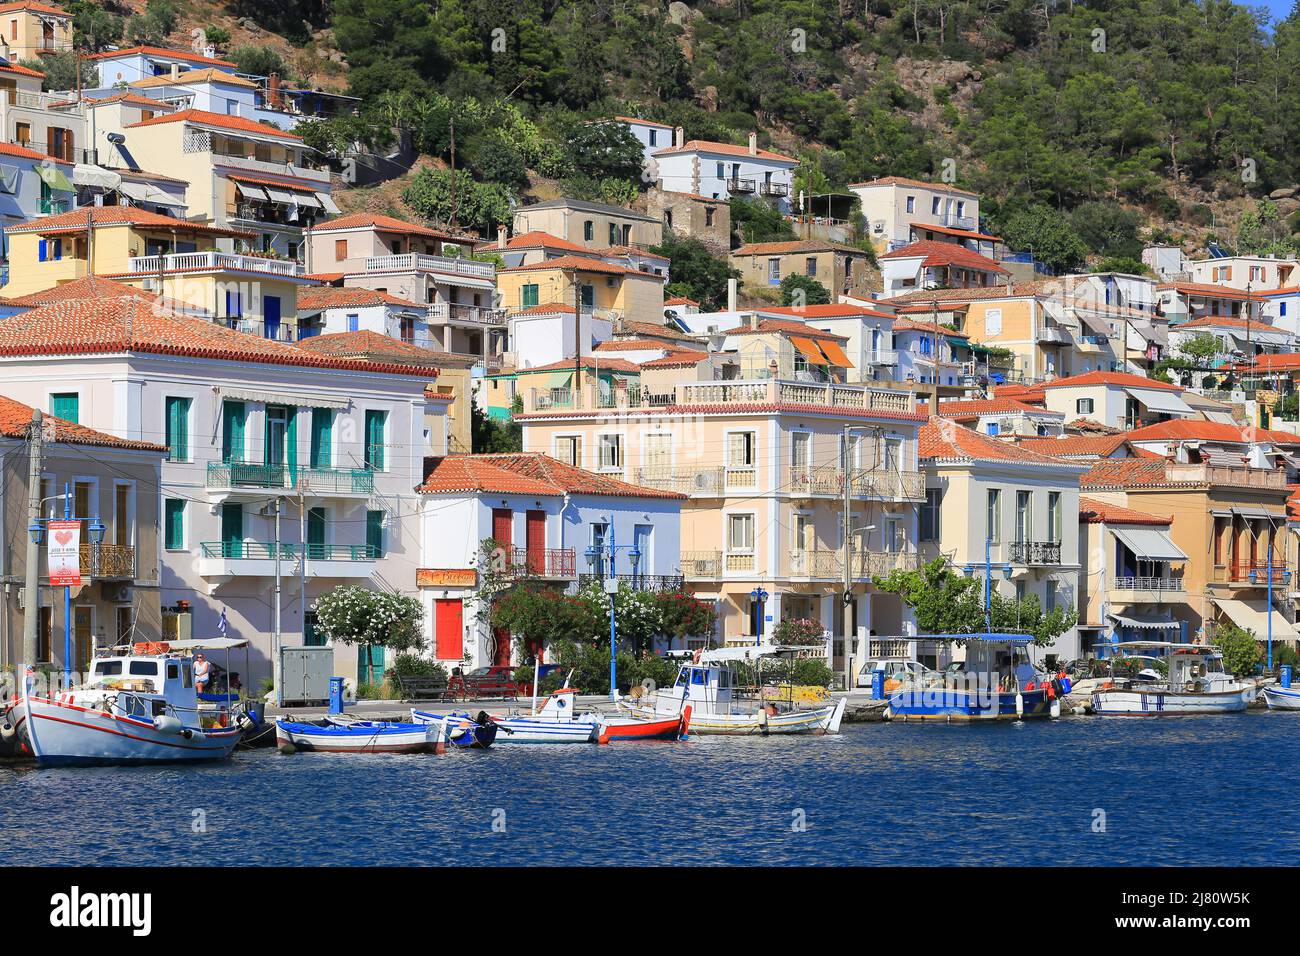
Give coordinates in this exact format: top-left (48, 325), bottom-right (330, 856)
top-left (217, 608), bottom-right (228, 637)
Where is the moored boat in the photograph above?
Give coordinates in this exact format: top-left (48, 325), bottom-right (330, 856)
top-left (1263, 685), bottom-right (1300, 710)
top-left (1089, 642), bottom-right (1254, 716)
top-left (886, 636), bottom-right (1060, 722)
top-left (600, 705), bottom-right (692, 741)
top-left (488, 688), bottom-right (606, 744)
top-left (406, 709), bottom-right (499, 748)
top-left (276, 719), bottom-right (446, 754)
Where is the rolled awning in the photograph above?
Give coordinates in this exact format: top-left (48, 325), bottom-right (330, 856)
top-left (1232, 505), bottom-right (1276, 520)
top-left (1111, 527), bottom-right (1187, 561)
top-left (216, 387), bottom-right (347, 410)
top-left (73, 164), bottom-right (121, 190)
top-left (1108, 613), bottom-right (1180, 630)
top-left (1125, 386), bottom-right (1194, 418)
top-left (234, 181), bottom-right (271, 202)
top-left (1213, 597), bottom-right (1300, 641)
top-left (1203, 449), bottom-right (1248, 467)
top-left (316, 192), bottom-right (341, 214)
top-left (816, 338), bottom-right (854, 368)
top-left (790, 336), bottom-right (828, 365)
top-left (35, 164), bottom-right (74, 193)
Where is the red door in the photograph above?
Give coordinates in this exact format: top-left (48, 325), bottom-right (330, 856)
top-left (434, 599), bottom-right (464, 660)
top-left (525, 509), bottom-right (545, 574)
top-left (492, 507), bottom-right (513, 551)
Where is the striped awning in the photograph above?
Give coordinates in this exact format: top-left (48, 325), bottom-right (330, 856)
top-left (1108, 613), bottom-right (1180, 630)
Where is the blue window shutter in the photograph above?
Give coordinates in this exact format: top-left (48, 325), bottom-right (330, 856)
top-left (38, 239), bottom-right (46, 262)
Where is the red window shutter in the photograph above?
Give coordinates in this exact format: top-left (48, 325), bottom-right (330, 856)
top-left (491, 508), bottom-right (513, 549)
top-left (525, 510), bottom-right (545, 574)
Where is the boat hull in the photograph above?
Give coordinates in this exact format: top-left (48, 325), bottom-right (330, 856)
top-left (602, 706), bottom-right (692, 741)
top-left (408, 710), bottom-right (498, 748)
top-left (624, 698), bottom-right (843, 735)
top-left (1091, 687), bottom-right (1251, 715)
top-left (276, 720), bottom-right (437, 753)
top-left (887, 687), bottom-right (1051, 721)
top-left (489, 715), bottom-right (602, 744)
top-left (1264, 686), bottom-right (1300, 711)
top-left (22, 695), bottom-right (241, 766)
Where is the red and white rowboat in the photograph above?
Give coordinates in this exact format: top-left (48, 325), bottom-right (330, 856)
top-left (599, 705), bottom-right (692, 741)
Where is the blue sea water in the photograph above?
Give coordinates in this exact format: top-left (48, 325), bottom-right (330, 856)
top-left (1, 713), bottom-right (1296, 866)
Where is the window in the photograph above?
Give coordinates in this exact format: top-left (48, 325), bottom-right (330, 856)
top-left (728, 431), bottom-right (757, 468)
top-left (113, 484), bottom-right (132, 548)
top-left (906, 195), bottom-right (915, 213)
top-left (555, 435), bottom-right (582, 467)
top-left (986, 489), bottom-right (1001, 544)
top-left (50, 392), bottom-right (78, 423)
top-left (221, 400), bottom-right (245, 463)
top-left (767, 258), bottom-right (781, 284)
top-left (705, 207), bottom-right (716, 227)
top-left (597, 434), bottom-right (623, 470)
top-left (364, 410), bottom-right (387, 470)
top-left (727, 513), bottom-right (755, 553)
top-left (791, 431), bottom-right (810, 475)
top-left (37, 238), bottom-right (62, 261)
top-left (643, 433), bottom-right (672, 473)
top-left (985, 309), bottom-right (1002, 336)
top-left (648, 129), bottom-right (657, 146)
top-left (716, 162), bottom-right (725, 179)
top-left (346, 313), bottom-right (359, 332)
top-left (38, 606), bottom-right (51, 662)
top-left (931, 196), bottom-right (940, 214)
top-left (583, 220), bottom-right (593, 241)
top-left (633, 524), bottom-right (652, 570)
top-left (920, 487), bottom-right (942, 542)
top-left (1045, 581), bottom-right (1057, 613)
top-left (366, 510), bottom-right (385, 557)
top-left (1076, 398), bottom-right (1094, 415)
top-left (306, 506), bottom-right (327, 558)
top-left (986, 421), bottom-right (1000, 436)
top-left (609, 223), bottom-right (619, 245)
top-left (1047, 491), bottom-right (1062, 544)
top-left (805, 257), bottom-right (817, 277)
top-left (521, 284), bottom-right (539, 308)
top-left (1015, 490), bottom-right (1031, 544)
top-left (310, 408), bottom-right (333, 469)
top-left (164, 396), bottom-right (191, 462)
top-left (164, 499), bottom-right (185, 550)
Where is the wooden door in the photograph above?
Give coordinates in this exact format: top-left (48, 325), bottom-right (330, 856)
top-left (434, 599), bottom-right (464, 660)
top-left (525, 510), bottom-right (545, 574)
top-left (491, 508), bottom-right (512, 549)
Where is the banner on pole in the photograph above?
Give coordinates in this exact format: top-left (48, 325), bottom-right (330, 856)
top-left (47, 520), bottom-right (81, 587)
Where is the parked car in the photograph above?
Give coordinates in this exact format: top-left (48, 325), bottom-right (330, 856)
top-left (448, 665), bottom-right (525, 699)
top-left (855, 658), bottom-right (937, 689)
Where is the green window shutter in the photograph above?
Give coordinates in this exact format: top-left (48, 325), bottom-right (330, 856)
top-left (364, 410), bottom-right (386, 471)
top-left (286, 408), bottom-right (298, 484)
top-left (366, 510), bottom-right (384, 557)
top-left (521, 284), bottom-right (538, 308)
top-left (221, 401), bottom-right (245, 463)
top-left (220, 503), bottom-right (243, 554)
top-left (50, 393), bottom-right (78, 424)
top-left (164, 499), bottom-right (184, 550)
top-left (310, 408), bottom-right (333, 469)
top-left (165, 397), bottom-right (190, 461)
top-left (307, 506), bottom-right (326, 559)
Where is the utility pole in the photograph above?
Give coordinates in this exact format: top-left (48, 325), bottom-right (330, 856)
top-left (448, 117), bottom-right (457, 231)
top-left (573, 267), bottom-right (583, 408)
top-left (930, 295), bottom-right (941, 411)
top-left (22, 409), bottom-right (44, 672)
top-left (841, 425), bottom-right (855, 690)
top-left (272, 497), bottom-right (283, 707)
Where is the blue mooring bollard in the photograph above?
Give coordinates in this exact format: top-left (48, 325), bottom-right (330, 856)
top-left (1282, 665), bottom-right (1292, 689)
top-left (871, 669), bottom-right (885, 700)
top-left (328, 677), bottom-right (345, 714)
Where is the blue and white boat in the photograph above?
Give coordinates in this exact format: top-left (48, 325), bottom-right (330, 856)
top-left (1264, 684), bottom-right (1300, 710)
top-left (406, 709), bottom-right (499, 748)
top-left (886, 635), bottom-right (1058, 722)
top-left (483, 688), bottom-right (605, 744)
top-left (276, 719), bottom-right (447, 753)
top-left (1089, 642), bottom-right (1254, 716)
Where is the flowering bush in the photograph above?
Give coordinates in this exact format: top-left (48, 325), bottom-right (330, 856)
top-left (312, 585), bottom-right (425, 652)
top-left (658, 591), bottom-right (717, 642)
top-left (772, 617), bottom-right (825, 646)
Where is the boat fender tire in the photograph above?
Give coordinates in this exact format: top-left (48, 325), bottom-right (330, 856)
top-left (180, 728), bottom-right (194, 739)
top-left (1185, 681), bottom-right (1197, 693)
top-left (0, 720), bottom-right (12, 741)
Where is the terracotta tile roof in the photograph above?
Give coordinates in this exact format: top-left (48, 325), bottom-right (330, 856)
top-left (311, 213), bottom-right (470, 243)
top-left (1230, 353), bottom-right (1300, 373)
top-left (878, 239), bottom-right (1009, 274)
top-left (1174, 315), bottom-right (1279, 332)
top-left (1289, 484), bottom-right (1300, 521)
top-left (130, 69), bottom-right (257, 89)
top-left (848, 176), bottom-right (978, 197)
top-left (1157, 281), bottom-right (1251, 300)
top-left (126, 108), bottom-right (301, 140)
top-left (993, 383), bottom-right (1047, 405)
top-left (881, 280), bottom-right (1055, 304)
top-left (517, 401), bottom-right (925, 424)
top-left (1079, 496), bottom-right (1172, 526)
top-left (890, 316), bottom-right (971, 336)
top-left (294, 329), bottom-right (471, 368)
top-left (297, 287), bottom-right (426, 311)
top-left (226, 172), bottom-right (321, 192)
top-left (0, 60), bottom-right (44, 78)
top-left (500, 255), bottom-right (665, 278)
top-left (641, 349), bottom-right (709, 368)
top-left (925, 397), bottom-right (1060, 422)
top-left (0, 2), bottom-right (72, 16)
top-left (600, 245), bottom-right (669, 260)
top-left (305, 272), bottom-right (345, 284)
top-left (418, 453), bottom-right (685, 499)
top-left (511, 302), bottom-right (576, 316)
top-left (10, 205), bottom-right (250, 238)
top-left (1066, 417), bottom-right (1121, 434)
top-left (613, 115), bottom-right (673, 128)
top-left (651, 139), bottom-right (796, 163)
top-left (1124, 419), bottom-right (1300, 445)
top-left (594, 339), bottom-right (669, 352)
top-left (1040, 370), bottom-right (1184, 392)
top-left (665, 296), bottom-right (699, 306)
top-left (0, 394), bottom-right (164, 452)
top-left (87, 45), bottom-right (237, 67)
top-left (920, 418), bottom-right (1083, 467)
top-left (761, 304), bottom-right (894, 321)
top-left (619, 321), bottom-right (690, 341)
top-left (909, 221), bottom-right (1001, 242)
top-left (1080, 458), bottom-right (1183, 489)
top-left (5, 275), bottom-right (157, 307)
top-left (493, 231), bottom-right (590, 254)
top-left (519, 357), bottom-right (642, 375)
top-left (0, 298), bottom-right (441, 378)
top-left (719, 318), bottom-right (849, 340)
top-left (82, 91), bottom-right (178, 109)
top-left (1016, 434), bottom-right (1131, 458)
top-left (732, 239), bottom-right (872, 256)
top-left (657, 190), bottom-right (726, 203)
top-left (0, 141), bottom-right (63, 163)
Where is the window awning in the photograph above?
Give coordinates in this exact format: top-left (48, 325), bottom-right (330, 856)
top-left (816, 339), bottom-right (854, 368)
top-left (1111, 527), bottom-right (1187, 561)
top-left (216, 387), bottom-right (347, 410)
top-left (316, 192), bottom-right (341, 215)
top-left (235, 181), bottom-right (271, 202)
top-left (294, 193), bottom-right (323, 209)
top-left (1126, 386), bottom-right (1193, 417)
top-left (790, 336), bottom-right (829, 365)
top-left (35, 164), bottom-right (74, 193)
top-left (264, 187), bottom-right (300, 205)
top-left (117, 180), bottom-right (187, 209)
top-left (1108, 612), bottom-right (1180, 630)
top-left (1213, 597), bottom-right (1300, 641)
top-left (1232, 505), bottom-right (1278, 520)
top-left (73, 164), bottom-right (121, 191)
top-left (545, 372), bottom-right (573, 389)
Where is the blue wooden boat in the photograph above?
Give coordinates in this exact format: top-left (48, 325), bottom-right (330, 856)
top-left (407, 710), bottom-right (498, 749)
top-left (886, 635), bottom-right (1058, 722)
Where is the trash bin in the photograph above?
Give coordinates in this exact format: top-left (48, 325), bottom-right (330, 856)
top-left (328, 677), bottom-right (345, 714)
top-left (871, 669), bottom-right (885, 701)
top-left (1282, 665), bottom-right (1293, 689)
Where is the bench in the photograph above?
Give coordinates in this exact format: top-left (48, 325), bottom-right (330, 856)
top-left (450, 677), bottom-right (521, 700)
top-left (394, 675), bottom-right (455, 701)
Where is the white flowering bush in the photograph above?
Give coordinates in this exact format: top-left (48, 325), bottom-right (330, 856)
top-left (312, 585), bottom-right (425, 652)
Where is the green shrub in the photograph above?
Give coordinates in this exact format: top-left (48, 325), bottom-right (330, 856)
top-left (389, 653), bottom-right (447, 681)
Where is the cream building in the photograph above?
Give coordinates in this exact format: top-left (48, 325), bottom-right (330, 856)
top-left (849, 176), bottom-right (982, 254)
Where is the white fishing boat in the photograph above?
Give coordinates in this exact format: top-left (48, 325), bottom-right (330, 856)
top-left (11, 639), bottom-right (247, 766)
top-left (276, 719), bottom-right (446, 754)
top-left (1263, 684), bottom-right (1300, 710)
top-left (621, 645), bottom-right (846, 735)
top-left (1090, 641), bottom-right (1255, 716)
top-left (488, 688), bottom-right (606, 744)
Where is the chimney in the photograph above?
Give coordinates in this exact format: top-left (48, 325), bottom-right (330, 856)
top-left (674, 126), bottom-right (684, 148)
top-left (748, 132), bottom-right (757, 156)
top-left (496, 223), bottom-right (508, 250)
top-left (749, 311), bottom-right (759, 331)
top-left (268, 72), bottom-right (282, 110)
top-left (727, 277), bottom-right (737, 312)
top-left (170, 62), bottom-right (180, 79)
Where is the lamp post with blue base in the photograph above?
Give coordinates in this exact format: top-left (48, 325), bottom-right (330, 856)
top-left (584, 524), bottom-right (642, 701)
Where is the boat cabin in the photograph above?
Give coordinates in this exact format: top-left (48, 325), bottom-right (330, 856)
top-left (669, 663), bottom-right (734, 712)
top-left (1110, 642), bottom-right (1229, 690)
top-left (954, 636), bottom-right (1039, 690)
top-left (86, 654), bottom-right (200, 719)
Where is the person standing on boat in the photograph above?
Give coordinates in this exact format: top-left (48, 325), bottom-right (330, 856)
top-left (194, 654), bottom-right (212, 695)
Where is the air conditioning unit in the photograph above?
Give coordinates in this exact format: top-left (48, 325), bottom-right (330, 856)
top-left (105, 585), bottom-right (133, 604)
top-left (872, 221), bottom-right (885, 234)
top-left (140, 278), bottom-right (157, 291)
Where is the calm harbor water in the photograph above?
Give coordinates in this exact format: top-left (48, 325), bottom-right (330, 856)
top-left (2, 713), bottom-right (1296, 866)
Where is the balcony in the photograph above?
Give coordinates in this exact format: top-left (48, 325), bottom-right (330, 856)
top-left (1111, 576), bottom-right (1187, 602)
top-left (80, 544), bottom-right (135, 579)
top-left (1036, 326), bottom-right (1069, 345)
top-left (681, 551), bottom-right (723, 580)
top-left (726, 177), bottom-right (756, 194)
top-left (126, 251), bottom-right (305, 278)
top-left (1076, 334), bottom-right (1111, 353)
top-left (864, 349), bottom-right (899, 366)
top-left (633, 467), bottom-right (725, 497)
top-left (1215, 561), bottom-right (1291, 585)
top-left (1166, 463), bottom-right (1288, 490)
top-left (364, 253), bottom-right (495, 281)
top-left (1009, 541), bottom-right (1062, 565)
top-left (785, 466), bottom-right (926, 502)
top-left (759, 181), bottom-right (789, 198)
top-left (206, 149), bottom-right (331, 183)
top-left (206, 462), bottom-right (375, 498)
top-left (428, 302), bottom-right (508, 326)
top-left (216, 318), bottom-right (295, 342)
top-left (198, 541), bottom-right (376, 582)
top-left (941, 213), bottom-right (976, 231)
top-left (508, 547), bottom-right (576, 579)
top-left (788, 550), bottom-right (920, 580)
top-left (677, 380), bottom-right (916, 415)
top-left (578, 572), bottom-right (685, 591)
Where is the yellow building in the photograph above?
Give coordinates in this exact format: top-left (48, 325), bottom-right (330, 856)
top-left (511, 197), bottom-right (662, 251)
top-left (729, 239), bottom-right (877, 301)
top-left (5, 205), bottom-right (313, 332)
top-left (0, 1), bottom-right (71, 61)
top-left (497, 255), bottom-right (666, 324)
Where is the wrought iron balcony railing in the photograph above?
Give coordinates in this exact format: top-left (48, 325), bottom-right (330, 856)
top-left (1009, 541), bottom-right (1062, 565)
top-left (206, 462), bottom-right (375, 495)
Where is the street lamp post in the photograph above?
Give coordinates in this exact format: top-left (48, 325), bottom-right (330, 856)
top-left (585, 523), bottom-right (641, 701)
top-left (1249, 551), bottom-right (1291, 671)
top-left (749, 587), bottom-right (769, 645)
top-left (962, 533), bottom-right (1013, 637)
top-left (28, 483), bottom-right (106, 689)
